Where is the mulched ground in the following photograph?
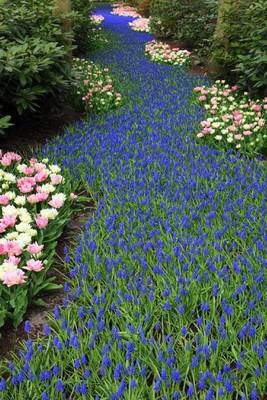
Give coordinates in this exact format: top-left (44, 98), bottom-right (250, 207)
top-left (0, 103), bottom-right (83, 155)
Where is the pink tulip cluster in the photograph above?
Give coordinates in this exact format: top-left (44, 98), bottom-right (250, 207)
top-left (145, 40), bottom-right (191, 66)
top-left (194, 80), bottom-right (267, 152)
top-left (73, 58), bottom-right (122, 112)
top-left (129, 17), bottom-right (150, 33)
top-left (90, 14), bottom-right (104, 25)
top-left (111, 5), bottom-right (140, 18)
top-left (0, 150), bottom-right (72, 287)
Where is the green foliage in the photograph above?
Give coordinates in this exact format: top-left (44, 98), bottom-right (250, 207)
top-left (71, 0), bottom-right (96, 54)
top-left (0, 0), bottom-right (72, 115)
top-left (0, 115), bottom-right (12, 135)
top-left (212, 0), bottom-right (267, 95)
top-left (149, 0), bottom-right (217, 57)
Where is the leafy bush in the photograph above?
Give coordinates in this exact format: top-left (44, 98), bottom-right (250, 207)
top-left (0, 116), bottom-right (12, 135)
top-left (212, 0), bottom-right (267, 96)
top-left (149, 0), bottom-right (217, 57)
top-left (0, 0), bottom-right (72, 115)
top-left (71, 0), bottom-right (96, 55)
top-left (0, 151), bottom-right (85, 328)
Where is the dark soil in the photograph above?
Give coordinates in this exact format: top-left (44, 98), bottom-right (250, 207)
top-left (0, 102), bottom-right (83, 156)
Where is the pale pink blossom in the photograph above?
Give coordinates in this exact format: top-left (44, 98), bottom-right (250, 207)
top-left (27, 194), bottom-right (38, 204)
top-left (234, 134), bottom-right (242, 140)
top-left (35, 215), bottom-right (49, 229)
top-left (5, 241), bottom-right (22, 256)
top-left (1, 156), bottom-right (12, 166)
top-left (7, 256), bottom-right (21, 265)
top-left (3, 269), bottom-right (26, 287)
top-left (0, 223), bottom-right (6, 233)
top-left (29, 158), bottom-right (38, 165)
top-left (2, 215), bottom-right (16, 228)
top-left (27, 242), bottom-right (44, 254)
top-left (36, 192), bottom-right (49, 202)
top-left (24, 259), bottom-right (44, 272)
top-left (35, 170), bottom-right (48, 183)
top-left (34, 162), bottom-right (47, 172)
top-left (0, 244), bottom-right (6, 255)
top-left (50, 174), bottom-right (63, 185)
top-left (252, 104), bottom-right (261, 112)
top-left (20, 165), bottom-right (35, 176)
top-left (243, 130), bottom-right (252, 136)
top-left (5, 152), bottom-right (22, 161)
top-left (0, 195), bottom-right (10, 205)
top-left (48, 194), bottom-right (65, 209)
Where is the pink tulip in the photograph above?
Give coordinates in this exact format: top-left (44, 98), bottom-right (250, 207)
top-left (49, 197), bottom-right (64, 209)
top-left (252, 104), bottom-right (261, 112)
top-left (34, 163), bottom-right (47, 172)
top-left (19, 184), bottom-right (34, 193)
top-left (199, 96), bottom-right (206, 102)
top-left (35, 170), bottom-right (48, 183)
top-left (0, 195), bottom-right (10, 205)
top-left (27, 242), bottom-right (44, 254)
top-left (0, 223), bottom-right (6, 233)
top-left (5, 241), bottom-right (22, 256)
top-left (5, 152), bottom-right (22, 161)
top-left (7, 256), bottom-right (21, 265)
top-left (234, 134), bottom-right (242, 140)
top-left (30, 158), bottom-right (38, 165)
top-left (20, 165), bottom-right (35, 176)
top-left (35, 215), bottom-right (49, 229)
top-left (24, 259), bottom-right (44, 272)
top-left (17, 176), bottom-right (35, 188)
top-left (231, 85), bottom-right (239, 92)
top-left (36, 192), bottom-right (49, 202)
top-left (50, 174), bottom-right (63, 185)
top-left (2, 215), bottom-right (16, 228)
top-left (1, 156), bottom-right (12, 166)
top-left (243, 130), bottom-right (252, 136)
top-left (2, 269), bottom-right (26, 287)
top-left (201, 120), bottom-right (211, 128)
top-left (27, 194), bottom-right (38, 204)
top-left (228, 125), bottom-right (237, 132)
top-left (0, 244), bottom-right (6, 255)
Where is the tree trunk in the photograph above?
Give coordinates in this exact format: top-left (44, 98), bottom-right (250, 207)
top-left (209, 0), bottom-right (240, 72)
top-left (53, 0), bottom-right (72, 60)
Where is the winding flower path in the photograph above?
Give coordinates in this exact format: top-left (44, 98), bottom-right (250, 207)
top-left (3, 5), bottom-right (267, 399)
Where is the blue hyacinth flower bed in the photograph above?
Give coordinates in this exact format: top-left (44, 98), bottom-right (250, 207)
top-left (0, 5), bottom-right (266, 400)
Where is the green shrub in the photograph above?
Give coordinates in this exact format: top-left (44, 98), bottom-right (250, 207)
top-left (212, 0), bottom-right (267, 96)
top-left (71, 0), bottom-right (96, 55)
top-left (0, 115), bottom-right (12, 135)
top-left (0, 0), bottom-right (73, 115)
top-left (149, 0), bottom-right (217, 58)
